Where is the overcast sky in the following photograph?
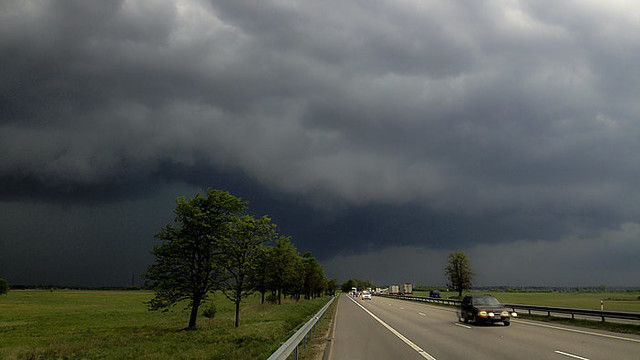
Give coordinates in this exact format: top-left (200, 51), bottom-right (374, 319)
top-left (1, 0), bottom-right (639, 287)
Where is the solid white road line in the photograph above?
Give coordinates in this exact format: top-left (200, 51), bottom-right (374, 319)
top-left (554, 350), bottom-right (590, 360)
top-left (348, 296), bottom-right (437, 360)
top-left (326, 296), bottom-right (341, 360)
top-left (454, 323), bottom-right (472, 329)
top-left (419, 312), bottom-right (426, 316)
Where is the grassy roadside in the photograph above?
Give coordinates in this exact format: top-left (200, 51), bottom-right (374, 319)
top-left (0, 290), bottom-right (331, 359)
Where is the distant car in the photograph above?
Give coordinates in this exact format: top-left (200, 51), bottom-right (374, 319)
top-left (361, 291), bottom-right (372, 300)
top-left (429, 290), bottom-right (441, 298)
top-left (460, 295), bottom-right (516, 326)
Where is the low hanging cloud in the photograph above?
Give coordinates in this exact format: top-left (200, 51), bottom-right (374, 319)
top-left (324, 222), bottom-right (640, 287)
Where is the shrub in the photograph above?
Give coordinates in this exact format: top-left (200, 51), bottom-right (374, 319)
top-left (0, 279), bottom-right (9, 295)
top-left (202, 303), bottom-right (217, 319)
top-left (266, 293), bottom-right (278, 304)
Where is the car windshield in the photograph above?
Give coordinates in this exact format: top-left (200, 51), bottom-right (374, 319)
top-left (473, 296), bottom-right (501, 306)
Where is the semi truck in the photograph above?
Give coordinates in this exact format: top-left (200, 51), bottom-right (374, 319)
top-left (402, 283), bottom-right (413, 295)
top-left (389, 285), bottom-right (400, 295)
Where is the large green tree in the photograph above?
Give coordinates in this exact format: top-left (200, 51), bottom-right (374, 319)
top-left (444, 250), bottom-right (475, 298)
top-left (0, 278), bottom-right (9, 295)
top-left (249, 246), bottom-right (270, 304)
top-left (326, 279), bottom-right (337, 296)
top-left (302, 252), bottom-right (326, 300)
top-left (219, 215), bottom-right (276, 327)
top-left (266, 236), bottom-right (300, 304)
top-left (144, 189), bottom-right (246, 329)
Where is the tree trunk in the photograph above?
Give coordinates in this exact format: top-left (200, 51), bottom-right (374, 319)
top-left (188, 293), bottom-right (201, 329)
top-left (235, 300), bottom-right (240, 327)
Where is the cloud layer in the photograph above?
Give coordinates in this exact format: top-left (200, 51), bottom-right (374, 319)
top-left (1, 0), bottom-right (639, 285)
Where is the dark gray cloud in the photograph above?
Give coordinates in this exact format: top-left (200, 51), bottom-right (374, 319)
top-left (1, 0), bottom-right (639, 286)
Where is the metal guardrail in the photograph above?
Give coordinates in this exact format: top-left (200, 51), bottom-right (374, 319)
top-left (504, 303), bottom-right (640, 322)
top-left (267, 296), bottom-right (336, 360)
top-left (377, 294), bottom-right (640, 323)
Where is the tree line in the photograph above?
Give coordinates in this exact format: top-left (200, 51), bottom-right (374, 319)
top-left (340, 278), bottom-right (377, 293)
top-left (143, 189), bottom-right (334, 330)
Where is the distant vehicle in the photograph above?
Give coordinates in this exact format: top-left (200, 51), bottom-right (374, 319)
top-left (389, 285), bottom-right (400, 295)
top-left (402, 283), bottom-right (413, 295)
top-left (351, 287), bottom-right (357, 296)
top-left (361, 291), bottom-right (372, 300)
top-left (429, 290), bottom-right (441, 298)
top-left (460, 295), bottom-right (516, 326)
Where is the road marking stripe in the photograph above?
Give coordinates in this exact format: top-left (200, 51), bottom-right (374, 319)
top-left (326, 295), bottom-right (341, 360)
top-left (455, 323), bottom-right (472, 329)
top-left (419, 312), bottom-right (426, 316)
top-left (554, 350), bottom-right (590, 360)
top-left (348, 296), bottom-right (437, 360)
top-left (513, 319), bottom-right (640, 343)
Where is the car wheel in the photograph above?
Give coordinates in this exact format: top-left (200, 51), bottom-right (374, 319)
top-left (504, 321), bottom-right (510, 326)
top-left (462, 313), bottom-right (468, 323)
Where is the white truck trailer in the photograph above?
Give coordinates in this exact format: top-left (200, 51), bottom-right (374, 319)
top-left (402, 282), bottom-right (413, 295)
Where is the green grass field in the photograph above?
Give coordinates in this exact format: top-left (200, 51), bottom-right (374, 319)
top-left (0, 290), bottom-right (331, 360)
top-left (412, 290), bottom-right (640, 312)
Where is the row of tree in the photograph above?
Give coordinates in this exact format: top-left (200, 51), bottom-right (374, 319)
top-left (143, 189), bottom-right (332, 329)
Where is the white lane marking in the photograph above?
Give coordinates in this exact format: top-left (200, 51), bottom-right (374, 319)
top-left (400, 307), bottom-right (405, 310)
top-left (419, 312), bottom-right (426, 316)
top-left (513, 319), bottom-right (640, 343)
top-left (348, 296), bottom-right (437, 360)
top-left (554, 350), bottom-right (590, 360)
top-left (455, 323), bottom-right (471, 329)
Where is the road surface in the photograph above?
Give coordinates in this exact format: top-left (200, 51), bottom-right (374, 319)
top-left (326, 294), bottom-right (640, 360)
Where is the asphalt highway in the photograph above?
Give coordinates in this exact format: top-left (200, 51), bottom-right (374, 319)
top-left (326, 294), bottom-right (640, 360)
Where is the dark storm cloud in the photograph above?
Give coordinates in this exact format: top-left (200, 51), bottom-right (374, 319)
top-left (1, 0), bottom-right (639, 285)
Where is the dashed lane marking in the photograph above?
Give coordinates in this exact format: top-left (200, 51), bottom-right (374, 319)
top-left (348, 296), bottom-right (437, 360)
top-left (554, 350), bottom-right (590, 360)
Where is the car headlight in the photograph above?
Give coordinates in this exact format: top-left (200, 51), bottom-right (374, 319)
top-left (479, 310), bottom-right (488, 317)
top-left (511, 312), bottom-right (518, 317)
top-left (501, 311), bottom-right (509, 317)
top-left (488, 312), bottom-right (495, 317)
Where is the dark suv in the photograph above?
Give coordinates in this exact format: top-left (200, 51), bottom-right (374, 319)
top-left (460, 295), bottom-right (516, 326)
